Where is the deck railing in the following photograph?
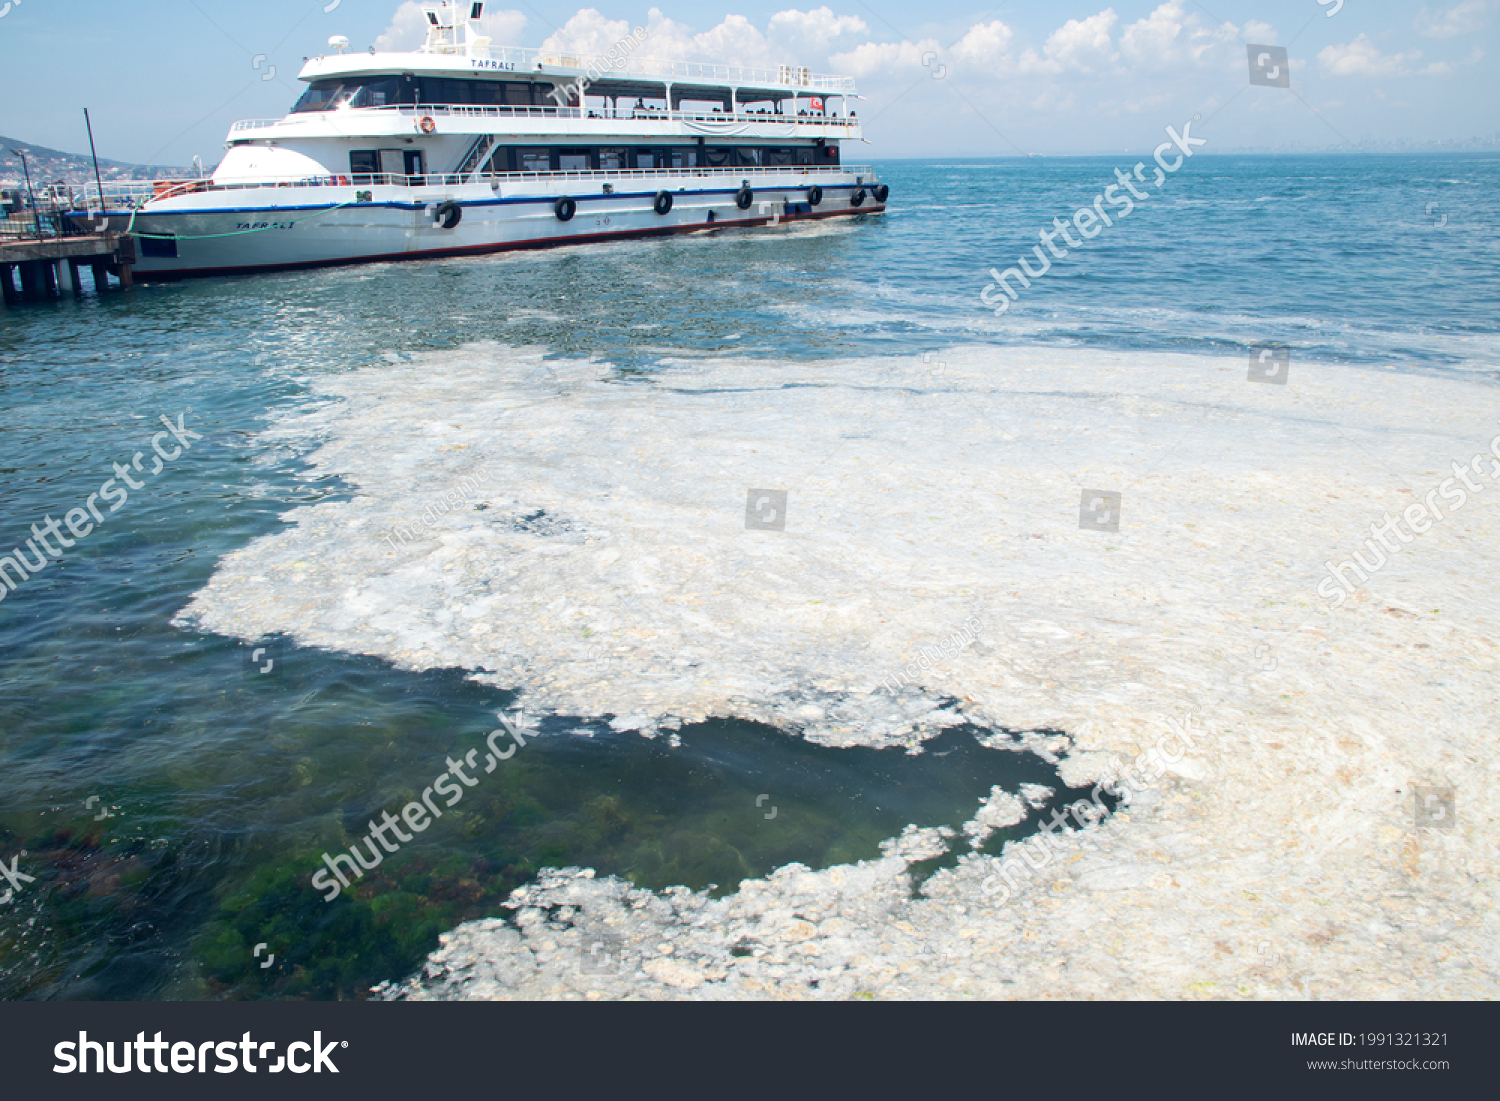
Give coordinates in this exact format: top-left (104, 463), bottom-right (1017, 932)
top-left (234, 105), bottom-right (861, 132)
top-left (68, 163), bottom-right (875, 210)
top-left (305, 45), bottom-right (859, 93)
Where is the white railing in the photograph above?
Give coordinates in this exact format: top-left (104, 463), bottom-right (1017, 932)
top-left (588, 56), bottom-right (857, 93)
top-left (240, 105), bottom-right (861, 132)
top-left (448, 163), bottom-right (872, 186)
top-left (309, 44), bottom-right (858, 93)
top-left (67, 164), bottom-right (876, 209)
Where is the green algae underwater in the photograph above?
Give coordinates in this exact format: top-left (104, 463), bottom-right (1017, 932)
top-left (2, 638), bottom-right (1098, 1000)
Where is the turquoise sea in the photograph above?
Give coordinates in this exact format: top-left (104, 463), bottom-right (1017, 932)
top-left (1, 154), bottom-right (1496, 1000)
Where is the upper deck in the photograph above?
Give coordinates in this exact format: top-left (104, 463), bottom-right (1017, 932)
top-left (298, 2), bottom-right (856, 98)
top-left (297, 46), bottom-right (857, 98)
top-left (239, 3), bottom-right (860, 144)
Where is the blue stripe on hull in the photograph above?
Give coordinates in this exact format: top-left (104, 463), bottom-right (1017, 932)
top-left (132, 204), bottom-right (885, 281)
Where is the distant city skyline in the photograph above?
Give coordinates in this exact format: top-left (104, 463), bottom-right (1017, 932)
top-left (0, 1), bottom-right (1495, 169)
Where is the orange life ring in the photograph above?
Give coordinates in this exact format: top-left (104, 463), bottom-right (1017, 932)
top-left (419, 115), bottom-right (436, 134)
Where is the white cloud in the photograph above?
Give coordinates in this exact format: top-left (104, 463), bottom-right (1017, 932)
top-left (537, 8), bottom-right (643, 57)
top-left (1024, 9), bottom-right (1120, 74)
top-left (373, 2), bottom-right (430, 51)
top-left (1119, 1), bottom-right (1235, 69)
top-left (949, 21), bottom-right (1016, 69)
top-left (602, 8), bottom-right (772, 68)
top-left (829, 38), bottom-right (939, 76)
top-left (1318, 34), bottom-right (1422, 77)
top-left (1416, 1), bottom-right (1488, 38)
top-left (1420, 45), bottom-right (1486, 73)
top-left (767, 7), bottom-right (868, 49)
top-left (375, 3), bottom-right (526, 52)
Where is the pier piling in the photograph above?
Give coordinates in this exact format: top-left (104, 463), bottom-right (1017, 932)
top-left (0, 234), bottom-right (134, 307)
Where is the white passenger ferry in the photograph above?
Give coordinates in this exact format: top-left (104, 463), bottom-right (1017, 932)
top-left (81, 3), bottom-right (887, 279)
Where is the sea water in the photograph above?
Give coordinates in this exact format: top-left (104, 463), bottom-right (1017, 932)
top-left (1, 155), bottom-right (1496, 1000)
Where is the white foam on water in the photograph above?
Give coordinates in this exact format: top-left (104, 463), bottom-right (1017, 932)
top-left (179, 344), bottom-right (1500, 766)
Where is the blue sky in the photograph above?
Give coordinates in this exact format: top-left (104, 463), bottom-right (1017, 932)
top-left (0, 1), bottom-right (1495, 165)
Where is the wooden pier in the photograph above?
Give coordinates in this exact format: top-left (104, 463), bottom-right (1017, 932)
top-left (0, 234), bottom-right (136, 310)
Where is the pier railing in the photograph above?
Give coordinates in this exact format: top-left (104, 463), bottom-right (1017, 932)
top-left (1, 210), bottom-right (106, 242)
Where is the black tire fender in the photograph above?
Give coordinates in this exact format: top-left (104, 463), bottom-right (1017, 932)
top-left (806, 185), bottom-right (823, 206)
top-left (872, 184), bottom-right (890, 203)
top-left (433, 200), bottom-right (463, 229)
top-left (850, 187), bottom-right (866, 207)
top-left (555, 196), bottom-right (576, 222)
top-left (735, 186), bottom-right (753, 210)
top-left (654, 190), bottom-right (673, 215)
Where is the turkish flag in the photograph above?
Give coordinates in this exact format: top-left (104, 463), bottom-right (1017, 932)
top-left (810, 96), bottom-right (824, 111)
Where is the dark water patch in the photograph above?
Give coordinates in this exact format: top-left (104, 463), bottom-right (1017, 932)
top-left (1, 641), bottom-right (1107, 1000)
top-left (194, 714), bottom-right (1110, 1002)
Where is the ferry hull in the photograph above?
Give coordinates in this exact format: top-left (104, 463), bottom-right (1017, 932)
top-left (101, 174), bottom-right (885, 280)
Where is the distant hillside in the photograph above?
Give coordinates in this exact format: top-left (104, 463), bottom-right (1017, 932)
top-left (0, 135), bottom-right (199, 187)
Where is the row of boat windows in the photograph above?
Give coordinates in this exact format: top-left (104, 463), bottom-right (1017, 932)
top-left (295, 77), bottom-right (561, 111)
top-left (293, 77), bottom-right (807, 114)
top-left (348, 145), bottom-right (839, 175)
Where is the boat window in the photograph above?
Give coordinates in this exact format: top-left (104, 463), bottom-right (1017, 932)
top-left (417, 78), bottom-right (474, 105)
top-left (349, 150), bottom-right (380, 174)
top-left (504, 83), bottom-right (532, 106)
top-left (294, 78), bottom-right (404, 112)
top-left (469, 82), bottom-right (507, 107)
top-left (341, 78), bottom-right (401, 108)
top-left (292, 80), bottom-right (346, 113)
top-left (457, 143), bottom-right (828, 175)
top-left (517, 147), bottom-right (551, 172)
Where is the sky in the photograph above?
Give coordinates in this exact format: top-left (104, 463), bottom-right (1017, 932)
top-left (0, 0), bottom-right (1495, 166)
